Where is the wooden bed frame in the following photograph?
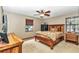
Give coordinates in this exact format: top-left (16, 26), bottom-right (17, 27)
top-left (35, 24), bottom-right (64, 49)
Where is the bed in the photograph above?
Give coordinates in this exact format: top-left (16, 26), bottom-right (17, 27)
top-left (35, 24), bottom-right (64, 49)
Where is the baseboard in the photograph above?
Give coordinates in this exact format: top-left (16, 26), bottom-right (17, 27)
top-left (23, 36), bottom-right (34, 40)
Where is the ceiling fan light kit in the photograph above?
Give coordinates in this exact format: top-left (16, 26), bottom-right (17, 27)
top-left (40, 14), bottom-right (44, 17)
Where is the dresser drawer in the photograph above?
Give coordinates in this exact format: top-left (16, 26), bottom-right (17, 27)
top-left (65, 32), bottom-right (78, 44)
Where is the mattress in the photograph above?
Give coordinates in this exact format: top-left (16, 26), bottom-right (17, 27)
top-left (36, 31), bottom-right (63, 41)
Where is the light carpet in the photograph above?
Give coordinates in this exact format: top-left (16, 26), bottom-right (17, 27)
top-left (22, 39), bottom-right (79, 53)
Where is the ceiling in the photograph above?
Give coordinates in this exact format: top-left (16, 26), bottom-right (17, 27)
top-left (3, 6), bottom-right (79, 19)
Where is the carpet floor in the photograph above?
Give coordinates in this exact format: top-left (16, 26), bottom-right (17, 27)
top-left (22, 39), bottom-right (79, 53)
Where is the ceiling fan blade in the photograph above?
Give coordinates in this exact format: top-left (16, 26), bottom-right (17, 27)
top-left (36, 11), bottom-right (40, 13)
top-left (44, 13), bottom-right (50, 16)
top-left (45, 10), bottom-right (50, 13)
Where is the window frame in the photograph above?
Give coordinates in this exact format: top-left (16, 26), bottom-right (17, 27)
top-left (65, 16), bottom-right (79, 33)
top-left (25, 19), bottom-right (33, 32)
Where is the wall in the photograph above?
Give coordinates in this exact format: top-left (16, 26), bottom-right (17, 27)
top-left (6, 12), bottom-right (42, 38)
top-left (43, 13), bottom-right (79, 25)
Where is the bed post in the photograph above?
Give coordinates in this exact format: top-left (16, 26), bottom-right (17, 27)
top-left (35, 36), bottom-right (37, 41)
top-left (50, 45), bottom-right (53, 49)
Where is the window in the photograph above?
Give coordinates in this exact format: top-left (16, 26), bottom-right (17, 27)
top-left (25, 19), bottom-right (33, 32)
top-left (65, 16), bottom-right (79, 33)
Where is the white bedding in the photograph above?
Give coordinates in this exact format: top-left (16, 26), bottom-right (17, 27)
top-left (36, 31), bottom-right (64, 41)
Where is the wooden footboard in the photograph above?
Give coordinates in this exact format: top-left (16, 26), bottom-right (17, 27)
top-left (35, 36), bottom-right (64, 49)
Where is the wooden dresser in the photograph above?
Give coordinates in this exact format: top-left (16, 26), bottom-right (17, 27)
top-left (65, 32), bottom-right (78, 45)
top-left (0, 33), bottom-right (24, 53)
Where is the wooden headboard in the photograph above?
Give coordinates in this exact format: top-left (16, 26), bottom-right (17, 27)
top-left (48, 24), bottom-right (64, 32)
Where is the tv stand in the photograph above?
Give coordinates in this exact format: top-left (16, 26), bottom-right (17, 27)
top-left (0, 33), bottom-right (23, 53)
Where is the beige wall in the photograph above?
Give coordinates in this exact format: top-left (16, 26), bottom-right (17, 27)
top-left (6, 12), bottom-right (42, 38)
top-left (43, 13), bottom-right (79, 25)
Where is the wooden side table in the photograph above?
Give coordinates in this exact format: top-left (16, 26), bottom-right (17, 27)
top-left (0, 33), bottom-right (24, 53)
top-left (65, 32), bottom-right (78, 45)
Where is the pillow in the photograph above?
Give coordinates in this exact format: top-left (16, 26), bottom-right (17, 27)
top-left (50, 28), bottom-right (58, 32)
top-left (55, 28), bottom-right (58, 32)
top-left (50, 28), bottom-right (55, 32)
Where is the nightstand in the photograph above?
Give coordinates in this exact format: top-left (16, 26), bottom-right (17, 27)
top-left (65, 32), bottom-right (78, 45)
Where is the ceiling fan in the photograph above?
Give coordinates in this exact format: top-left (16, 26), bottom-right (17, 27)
top-left (35, 10), bottom-right (51, 18)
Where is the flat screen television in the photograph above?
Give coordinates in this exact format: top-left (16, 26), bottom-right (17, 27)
top-left (0, 33), bottom-right (9, 43)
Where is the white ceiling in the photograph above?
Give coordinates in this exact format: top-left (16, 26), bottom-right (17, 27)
top-left (3, 6), bottom-right (79, 19)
